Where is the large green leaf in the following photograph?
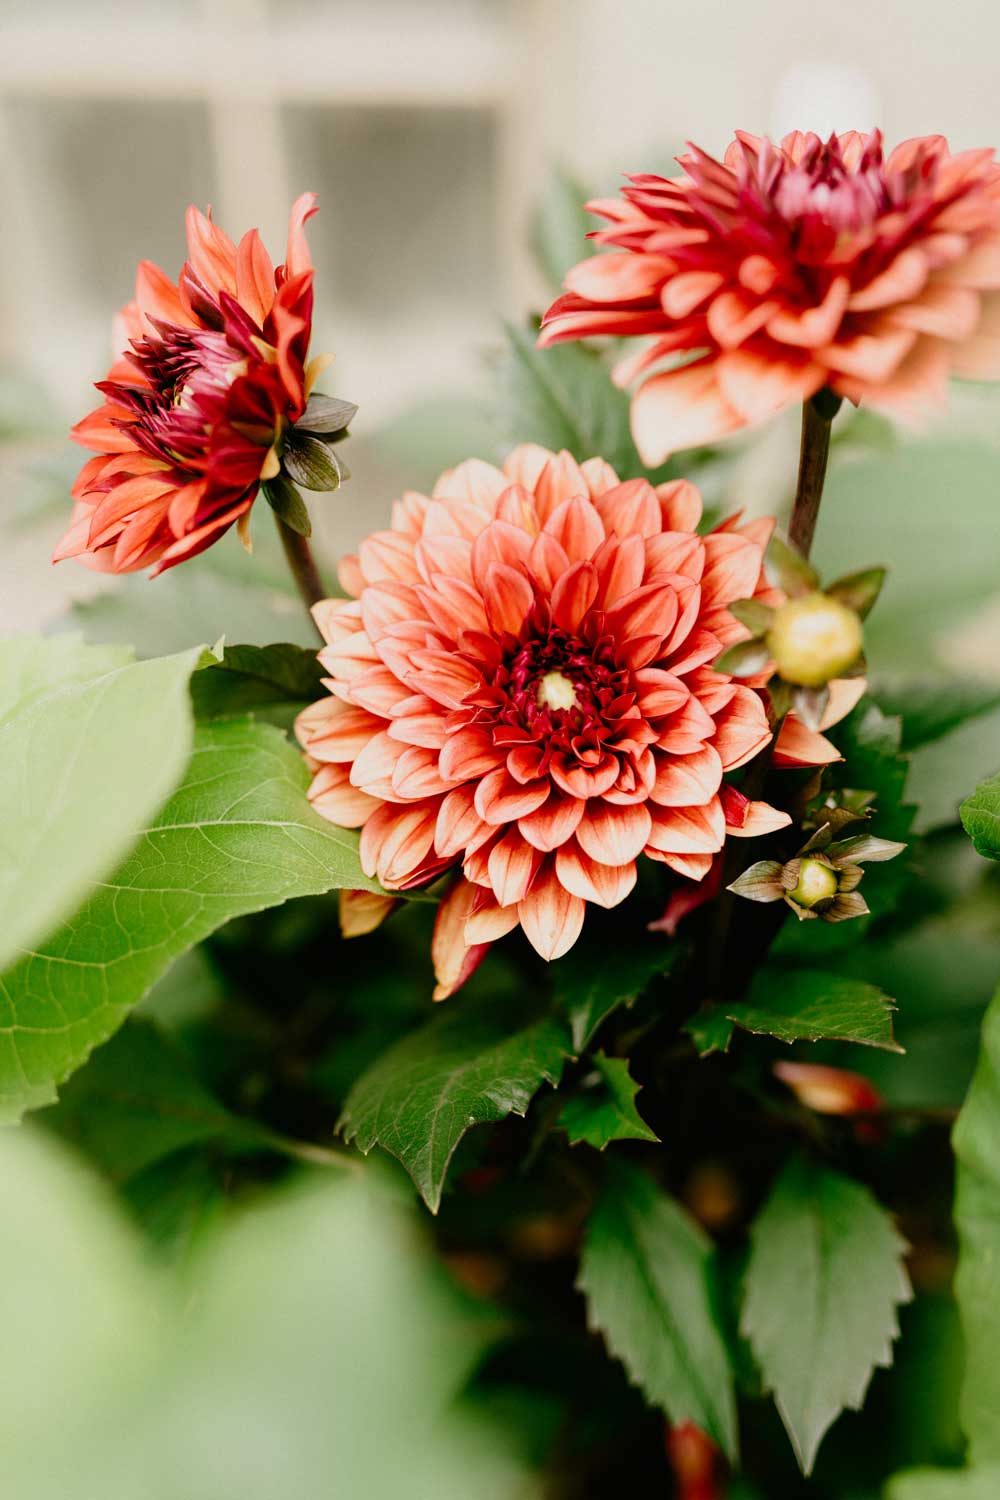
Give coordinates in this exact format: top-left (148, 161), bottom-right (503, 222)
top-left (499, 322), bottom-right (638, 479)
top-left (0, 716), bottom-right (377, 1122)
top-left (578, 1160), bottom-right (737, 1457)
top-left (0, 1130), bottom-right (537, 1500)
top-left (339, 991), bottom-right (570, 1211)
top-left (741, 1158), bottom-right (911, 1473)
top-left (0, 636), bottom-right (200, 973)
top-left (191, 641), bottom-right (324, 727)
top-left (558, 1052), bottom-right (658, 1150)
top-left (961, 771), bottom-right (1000, 860)
top-left (552, 935), bottom-right (682, 1052)
top-left (726, 968), bottom-right (901, 1051)
top-left (887, 1468), bottom-right (1000, 1500)
top-left (953, 978), bottom-right (1000, 1463)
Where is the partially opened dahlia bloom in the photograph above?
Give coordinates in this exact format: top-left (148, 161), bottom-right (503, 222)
top-left (296, 445), bottom-right (862, 997)
top-left (539, 131), bottom-right (1000, 463)
top-left (57, 193), bottom-right (327, 574)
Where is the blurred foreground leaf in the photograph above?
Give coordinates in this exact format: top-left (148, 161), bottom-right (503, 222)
top-left (887, 1468), bottom-right (1000, 1499)
top-left (340, 990), bottom-right (570, 1211)
top-left (578, 1159), bottom-right (737, 1457)
top-left (0, 1131), bottom-right (536, 1500)
top-left (741, 1158), bottom-right (911, 1473)
top-left (954, 979), bottom-right (1000, 1463)
top-left (0, 636), bottom-right (199, 973)
top-left (961, 771), bottom-right (1000, 860)
top-left (0, 717), bottom-right (377, 1122)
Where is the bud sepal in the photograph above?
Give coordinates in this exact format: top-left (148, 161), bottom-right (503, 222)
top-left (728, 823), bottom-right (905, 923)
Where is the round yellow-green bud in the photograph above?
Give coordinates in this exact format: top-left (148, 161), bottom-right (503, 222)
top-left (766, 592), bottom-right (863, 687)
top-left (789, 857), bottom-right (839, 910)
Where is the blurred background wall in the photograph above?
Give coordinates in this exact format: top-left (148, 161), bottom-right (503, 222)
top-left (1, 0), bottom-right (997, 628)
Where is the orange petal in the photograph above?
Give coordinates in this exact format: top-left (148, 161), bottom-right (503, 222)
top-left (517, 862), bottom-right (586, 960)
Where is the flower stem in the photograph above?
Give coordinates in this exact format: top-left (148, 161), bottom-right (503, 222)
top-left (274, 514), bottom-right (327, 638)
top-left (788, 388), bottom-right (842, 558)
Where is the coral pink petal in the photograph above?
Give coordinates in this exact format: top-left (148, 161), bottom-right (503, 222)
top-left (517, 864), bottom-right (586, 960)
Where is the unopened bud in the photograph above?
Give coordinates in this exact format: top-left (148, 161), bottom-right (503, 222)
top-left (766, 591), bottom-right (863, 687)
top-left (788, 856), bottom-right (839, 910)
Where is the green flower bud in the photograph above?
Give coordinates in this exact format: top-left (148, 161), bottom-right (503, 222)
top-left (788, 857), bottom-right (839, 910)
top-left (766, 591), bottom-right (863, 688)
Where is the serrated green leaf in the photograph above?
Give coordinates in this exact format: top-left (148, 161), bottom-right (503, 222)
top-left (0, 637), bottom-right (201, 974)
top-left (339, 991), bottom-right (570, 1210)
top-left (954, 978), bottom-right (1000, 1462)
top-left (728, 968), bottom-right (901, 1050)
top-left (578, 1160), bottom-right (738, 1457)
top-left (499, 322), bottom-right (638, 479)
top-left (0, 717), bottom-right (378, 1123)
top-left (191, 641), bottom-right (324, 727)
top-left (552, 936), bottom-right (680, 1052)
top-left (887, 1468), bottom-right (1000, 1500)
top-left (741, 1158), bottom-right (911, 1473)
top-left (961, 771), bottom-right (1000, 860)
top-left (558, 1052), bottom-right (658, 1150)
top-left (874, 677), bottom-right (1000, 751)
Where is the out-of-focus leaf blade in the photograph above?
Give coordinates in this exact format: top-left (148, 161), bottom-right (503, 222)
top-left (0, 637), bottom-right (200, 974)
top-left (954, 979), bottom-right (1000, 1462)
top-left (961, 771), bottom-right (1000, 860)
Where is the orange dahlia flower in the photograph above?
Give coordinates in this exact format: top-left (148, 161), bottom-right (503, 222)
top-left (296, 445), bottom-right (862, 997)
top-left (57, 193), bottom-right (331, 575)
top-left (539, 131), bottom-right (1000, 463)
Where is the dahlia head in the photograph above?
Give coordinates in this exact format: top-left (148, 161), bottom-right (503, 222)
top-left (57, 193), bottom-right (356, 577)
top-left (295, 444), bottom-right (865, 998)
top-left (728, 823), bottom-right (905, 923)
top-left (539, 131), bottom-right (1000, 463)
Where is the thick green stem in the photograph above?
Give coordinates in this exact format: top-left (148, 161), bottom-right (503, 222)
top-left (788, 389), bottom-right (841, 558)
top-left (274, 514), bottom-right (327, 640)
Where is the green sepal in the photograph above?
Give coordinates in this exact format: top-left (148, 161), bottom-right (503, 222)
top-left (728, 597), bottom-right (774, 634)
top-left (715, 639), bottom-right (772, 678)
top-left (263, 475), bottom-right (312, 536)
top-left (281, 433), bottom-right (349, 492)
top-left (826, 566), bottom-right (887, 619)
top-left (766, 534), bottom-right (819, 596)
top-left (298, 392), bottom-right (358, 437)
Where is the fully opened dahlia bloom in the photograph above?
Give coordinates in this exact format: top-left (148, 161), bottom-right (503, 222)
top-left (57, 193), bottom-right (330, 575)
top-left (539, 131), bottom-right (1000, 463)
top-left (296, 445), bottom-right (862, 996)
